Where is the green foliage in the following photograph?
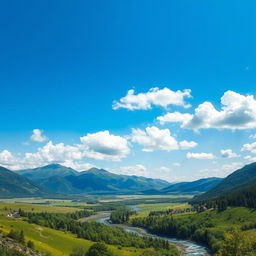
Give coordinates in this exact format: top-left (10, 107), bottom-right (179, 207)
top-left (0, 246), bottom-right (25, 256)
top-left (131, 207), bottom-right (256, 253)
top-left (70, 246), bottom-right (87, 256)
top-left (86, 242), bottom-right (114, 256)
top-left (7, 229), bottom-right (25, 245)
top-left (23, 211), bottom-right (170, 251)
top-left (110, 207), bottom-right (135, 224)
top-left (27, 240), bottom-right (35, 249)
top-left (216, 229), bottom-right (256, 256)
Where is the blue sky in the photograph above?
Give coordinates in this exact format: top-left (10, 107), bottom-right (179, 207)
top-left (1, 1), bottom-right (256, 181)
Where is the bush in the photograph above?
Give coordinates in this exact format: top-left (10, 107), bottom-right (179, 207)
top-left (86, 242), bottom-right (114, 256)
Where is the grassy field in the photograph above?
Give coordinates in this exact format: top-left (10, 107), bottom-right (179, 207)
top-left (0, 202), bottom-right (79, 214)
top-left (134, 203), bottom-right (191, 217)
top-left (0, 215), bottom-right (144, 256)
top-left (100, 194), bottom-right (192, 203)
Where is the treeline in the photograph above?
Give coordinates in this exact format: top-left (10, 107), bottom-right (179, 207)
top-left (19, 209), bottom-right (94, 220)
top-left (131, 213), bottom-right (221, 253)
top-left (22, 211), bottom-right (172, 252)
top-left (110, 207), bottom-right (136, 224)
top-left (149, 208), bottom-right (193, 217)
top-left (192, 184), bottom-right (256, 211)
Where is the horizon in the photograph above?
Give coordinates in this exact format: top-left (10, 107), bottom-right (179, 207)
top-left (1, 1), bottom-right (256, 182)
top-left (1, 161), bottom-right (250, 183)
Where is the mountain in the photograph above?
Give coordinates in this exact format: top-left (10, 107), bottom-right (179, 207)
top-left (193, 162), bottom-right (256, 202)
top-left (161, 177), bottom-right (223, 194)
top-left (65, 168), bottom-right (170, 194)
top-left (16, 164), bottom-right (78, 180)
top-left (17, 165), bottom-right (170, 194)
top-left (0, 166), bottom-right (50, 198)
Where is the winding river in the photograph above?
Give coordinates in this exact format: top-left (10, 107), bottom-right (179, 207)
top-left (96, 209), bottom-right (211, 256)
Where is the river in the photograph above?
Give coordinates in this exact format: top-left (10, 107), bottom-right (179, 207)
top-left (96, 210), bottom-right (211, 256)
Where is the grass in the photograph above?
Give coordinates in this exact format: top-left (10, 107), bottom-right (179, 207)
top-left (98, 194), bottom-right (192, 203)
top-left (0, 215), bottom-right (144, 256)
top-left (134, 203), bottom-right (191, 217)
top-left (0, 202), bottom-right (79, 214)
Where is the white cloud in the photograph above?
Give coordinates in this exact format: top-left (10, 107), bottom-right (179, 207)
top-left (80, 130), bottom-right (130, 161)
top-left (179, 140), bottom-right (198, 150)
top-left (241, 142), bottom-right (256, 154)
top-left (131, 126), bottom-right (179, 152)
top-left (157, 91), bottom-right (256, 130)
top-left (118, 164), bottom-right (148, 176)
top-left (61, 160), bottom-right (95, 172)
top-left (221, 162), bottom-right (244, 175)
top-left (113, 87), bottom-right (192, 110)
top-left (157, 112), bottom-right (193, 125)
top-left (220, 149), bottom-right (239, 158)
top-left (25, 141), bottom-right (82, 165)
top-left (186, 152), bottom-right (216, 160)
top-left (0, 150), bottom-right (18, 167)
top-left (244, 155), bottom-right (256, 163)
top-left (30, 129), bottom-right (48, 142)
top-left (156, 166), bottom-right (171, 172)
top-left (173, 162), bottom-right (181, 167)
top-left (0, 130), bottom-right (131, 170)
top-left (249, 134), bottom-right (256, 139)
top-left (130, 126), bottom-right (197, 152)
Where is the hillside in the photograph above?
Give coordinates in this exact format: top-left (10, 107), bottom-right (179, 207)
top-left (193, 162), bottom-right (256, 202)
top-left (17, 165), bottom-right (170, 195)
top-left (16, 164), bottom-right (78, 180)
top-left (161, 177), bottom-right (222, 194)
top-left (0, 166), bottom-right (50, 198)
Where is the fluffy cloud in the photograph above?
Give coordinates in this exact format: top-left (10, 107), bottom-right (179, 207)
top-left (131, 126), bottom-right (197, 152)
top-left (113, 87), bottom-right (192, 110)
top-left (80, 130), bottom-right (130, 161)
top-left (118, 164), bottom-right (148, 176)
top-left (25, 141), bottom-right (82, 164)
top-left (221, 162), bottom-right (244, 174)
top-left (186, 152), bottom-right (216, 160)
top-left (0, 150), bottom-right (18, 167)
top-left (179, 140), bottom-right (198, 150)
top-left (157, 91), bottom-right (256, 130)
top-left (61, 160), bottom-right (95, 171)
top-left (31, 129), bottom-right (48, 142)
top-left (131, 126), bottom-right (179, 152)
top-left (0, 130), bottom-right (131, 170)
top-left (156, 166), bottom-right (171, 172)
top-left (244, 155), bottom-right (256, 163)
top-left (220, 149), bottom-right (239, 158)
top-left (249, 134), bottom-right (256, 139)
top-left (157, 112), bottom-right (193, 125)
top-left (241, 142), bottom-right (256, 154)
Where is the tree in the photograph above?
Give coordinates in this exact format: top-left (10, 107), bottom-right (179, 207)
top-left (86, 242), bottom-right (114, 256)
top-left (217, 229), bottom-right (256, 256)
top-left (27, 240), bottom-right (35, 249)
top-left (18, 231), bottom-right (25, 245)
top-left (70, 246), bottom-right (86, 256)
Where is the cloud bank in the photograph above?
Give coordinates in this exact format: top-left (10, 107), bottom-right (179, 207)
top-left (158, 91), bottom-right (256, 130)
top-left (113, 87), bottom-right (192, 110)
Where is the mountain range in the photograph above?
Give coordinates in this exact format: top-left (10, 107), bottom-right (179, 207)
top-left (15, 164), bottom-right (170, 195)
top-left (1, 162), bottom-right (255, 199)
top-left (193, 162), bottom-right (256, 202)
top-left (0, 166), bottom-right (50, 198)
top-left (161, 177), bottom-right (223, 194)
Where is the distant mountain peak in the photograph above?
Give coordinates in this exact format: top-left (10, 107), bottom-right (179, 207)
top-left (41, 163), bottom-right (64, 169)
